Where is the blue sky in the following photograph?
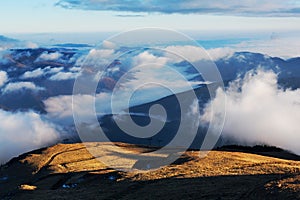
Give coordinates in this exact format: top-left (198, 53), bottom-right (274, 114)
top-left (1, 0), bottom-right (300, 33)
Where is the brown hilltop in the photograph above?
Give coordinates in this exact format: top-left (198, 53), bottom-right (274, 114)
top-left (1, 142), bottom-right (300, 200)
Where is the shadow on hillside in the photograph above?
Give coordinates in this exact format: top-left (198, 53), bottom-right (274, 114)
top-left (1, 168), bottom-right (297, 200)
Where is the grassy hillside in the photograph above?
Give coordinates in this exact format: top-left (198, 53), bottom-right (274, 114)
top-left (1, 143), bottom-right (300, 199)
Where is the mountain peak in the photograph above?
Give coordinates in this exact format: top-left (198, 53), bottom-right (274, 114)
top-left (0, 35), bottom-right (19, 43)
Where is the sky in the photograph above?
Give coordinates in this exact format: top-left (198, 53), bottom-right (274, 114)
top-left (1, 0), bottom-right (300, 33)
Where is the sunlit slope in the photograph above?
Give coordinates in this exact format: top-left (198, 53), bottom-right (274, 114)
top-left (1, 142), bottom-right (300, 200)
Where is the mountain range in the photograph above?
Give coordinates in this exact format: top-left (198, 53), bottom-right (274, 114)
top-left (0, 43), bottom-right (299, 149)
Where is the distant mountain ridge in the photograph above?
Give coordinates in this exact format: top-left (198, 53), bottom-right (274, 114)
top-left (0, 48), bottom-right (299, 113)
top-left (0, 35), bottom-right (19, 43)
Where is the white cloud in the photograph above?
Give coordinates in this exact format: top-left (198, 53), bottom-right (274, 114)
top-left (0, 71), bottom-right (8, 87)
top-left (89, 49), bottom-right (115, 59)
top-left (44, 95), bottom-right (76, 119)
top-left (207, 47), bottom-right (235, 61)
top-left (25, 41), bottom-right (38, 49)
top-left (44, 93), bottom-right (111, 124)
top-left (3, 82), bottom-right (44, 93)
top-left (37, 52), bottom-right (63, 61)
top-left (164, 36), bottom-right (300, 60)
top-left (76, 48), bottom-right (118, 70)
top-left (21, 67), bottom-right (66, 79)
top-left (233, 36), bottom-right (300, 59)
top-left (201, 69), bottom-right (300, 155)
top-left (164, 45), bottom-right (234, 62)
top-left (133, 51), bottom-right (169, 67)
top-left (102, 40), bottom-right (117, 49)
top-left (21, 68), bottom-right (44, 79)
top-left (69, 66), bottom-right (81, 72)
top-left (46, 66), bottom-right (64, 74)
top-left (165, 45), bottom-right (206, 62)
top-left (49, 71), bottom-right (79, 81)
top-left (0, 110), bottom-right (59, 164)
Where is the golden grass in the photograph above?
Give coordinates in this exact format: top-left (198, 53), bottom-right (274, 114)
top-left (1, 142), bottom-right (300, 200)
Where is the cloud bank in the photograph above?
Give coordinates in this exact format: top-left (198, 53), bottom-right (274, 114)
top-left (0, 110), bottom-right (59, 164)
top-left (56, 0), bottom-right (300, 16)
top-left (233, 35), bottom-right (300, 59)
top-left (201, 69), bottom-right (300, 155)
top-left (165, 45), bottom-right (234, 62)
